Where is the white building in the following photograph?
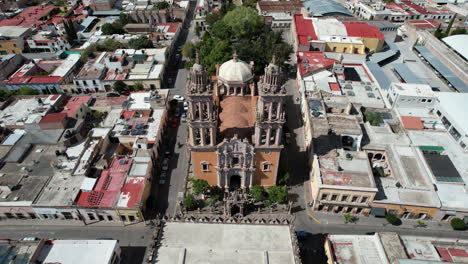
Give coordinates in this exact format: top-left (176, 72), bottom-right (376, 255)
top-left (38, 240), bottom-right (121, 264)
top-left (387, 83), bottom-right (436, 108)
top-left (434, 92), bottom-right (468, 151)
top-left (27, 31), bottom-right (71, 53)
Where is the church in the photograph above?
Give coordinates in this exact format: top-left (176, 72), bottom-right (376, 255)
top-left (186, 52), bottom-right (286, 189)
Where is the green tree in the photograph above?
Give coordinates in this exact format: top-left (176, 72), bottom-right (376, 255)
top-left (243, 0), bottom-right (256, 8)
top-left (385, 213), bottom-right (402, 226)
top-left (0, 88), bottom-right (17, 101)
top-left (118, 13), bottom-right (134, 25)
top-left (195, 25), bottom-right (201, 37)
top-left (154, 1), bottom-right (170, 9)
top-left (133, 81), bottom-right (144, 91)
top-left (182, 41), bottom-right (198, 59)
top-left (18, 87), bottom-right (39, 95)
top-left (98, 39), bottom-right (123, 51)
top-left (365, 111), bottom-right (383, 126)
top-left (128, 36), bottom-right (154, 49)
top-left (450, 27), bottom-right (467, 36)
top-left (113, 80), bottom-right (128, 94)
top-left (200, 39), bottom-right (232, 74)
top-left (205, 12), bottom-right (222, 27)
top-left (191, 179), bottom-right (210, 195)
top-left (267, 186), bottom-right (287, 204)
top-left (344, 213), bottom-right (356, 224)
top-left (450, 218), bottom-right (466, 231)
top-left (416, 220), bottom-right (426, 227)
top-left (222, 7), bottom-right (264, 39)
top-left (101, 22), bottom-right (125, 35)
top-left (182, 194), bottom-right (199, 210)
top-left (56, 0), bottom-right (65, 6)
top-left (249, 185), bottom-right (266, 201)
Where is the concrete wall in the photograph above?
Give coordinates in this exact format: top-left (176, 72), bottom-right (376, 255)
top-left (371, 202), bottom-right (439, 219)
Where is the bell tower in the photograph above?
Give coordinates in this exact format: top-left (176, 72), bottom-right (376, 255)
top-left (255, 55), bottom-right (287, 147)
top-left (187, 53), bottom-right (217, 148)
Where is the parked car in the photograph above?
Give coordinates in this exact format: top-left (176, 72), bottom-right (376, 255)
top-left (106, 92), bottom-right (120, 97)
top-left (173, 95), bottom-right (185, 101)
top-left (181, 112), bottom-right (187, 122)
top-left (162, 159), bottom-right (170, 171)
top-left (159, 179), bottom-right (166, 185)
top-left (183, 101), bottom-right (188, 111)
top-left (174, 108), bottom-right (181, 117)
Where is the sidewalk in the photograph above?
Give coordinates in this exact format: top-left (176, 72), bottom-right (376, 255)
top-left (0, 219), bottom-right (147, 227)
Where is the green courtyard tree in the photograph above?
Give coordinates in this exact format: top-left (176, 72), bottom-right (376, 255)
top-left (182, 194), bottom-right (198, 210)
top-left (128, 36), bottom-right (154, 50)
top-left (191, 179), bottom-right (210, 195)
top-left (385, 213), bottom-right (402, 226)
top-left (133, 81), bottom-right (144, 91)
top-left (249, 185), bottom-right (266, 201)
top-left (267, 186), bottom-right (287, 204)
top-left (182, 41), bottom-right (198, 59)
top-left (450, 218), bottom-right (466, 231)
top-left (113, 80), bottom-right (128, 94)
top-left (18, 87), bottom-right (39, 95)
top-left (154, 1), bottom-right (170, 9)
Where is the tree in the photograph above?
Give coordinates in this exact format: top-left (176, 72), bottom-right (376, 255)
top-left (344, 213), bottom-right (357, 224)
top-left (128, 36), bottom-right (154, 50)
top-left (113, 80), bottom-right (128, 95)
top-left (243, 0), bottom-right (256, 8)
top-left (267, 186), bottom-right (287, 204)
top-left (182, 41), bottom-right (198, 59)
top-left (450, 218), bottom-right (466, 231)
top-left (118, 13), bottom-right (134, 25)
top-left (416, 220), bottom-right (426, 227)
top-left (195, 25), bottom-right (201, 37)
top-left (191, 179), bottom-right (210, 195)
top-left (434, 24), bottom-right (448, 39)
top-left (18, 87), bottom-right (39, 95)
top-left (101, 22), bottom-right (125, 35)
top-left (365, 111), bottom-right (383, 126)
top-left (56, 0), bottom-right (65, 6)
top-left (450, 27), bottom-right (466, 36)
top-left (99, 39), bottom-right (123, 51)
top-left (249, 185), bottom-right (266, 201)
top-left (154, 1), bottom-right (170, 9)
top-left (222, 7), bottom-right (264, 39)
top-left (182, 194), bottom-right (199, 210)
top-left (133, 81), bottom-right (144, 91)
top-left (205, 12), bottom-right (222, 27)
top-left (385, 213), bottom-right (402, 226)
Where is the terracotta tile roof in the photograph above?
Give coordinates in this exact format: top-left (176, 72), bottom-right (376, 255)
top-left (343, 22), bottom-right (385, 40)
top-left (257, 1), bottom-right (303, 12)
top-left (39, 113), bottom-right (67, 124)
top-left (293, 14), bottom-right (317, 45)
top-left (297, 51), bottom-right (336, 77)
top-left (401, 116), bottom-right (424, 130)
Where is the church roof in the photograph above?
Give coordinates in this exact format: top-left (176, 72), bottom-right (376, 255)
top-left (218, 55), bottom-right (253, 83)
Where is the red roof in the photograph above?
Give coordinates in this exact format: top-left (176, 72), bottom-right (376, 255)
top-left (75, 157), bottom-right (133, 208)
top-left (121, 110), bottom-right (136, 120)
top-left (156, 23), bottom-right (181, 34)
top-left (4, 75), bottom-right (61, 85)
top-left (344, 22), bottom-right (385, 40)
top-left (401, 1), bottom-right (430, 14)
top-left (61, 96), bottom-right (91, 117)
top-left (408, 19), bottom-right (439, 29)
top-left (118, 176), bottom-right (146, 208)
top-left (297, 51), bottom-right (336, 77)
top-left (293, 14), bottom-right (317, 45)
top-left (329, 83), bottom-right (341, 92)
top-left (39, 113), bottom-right (67, 124)
top-left (401, 116), bottom-right (424, 130)
top-left (0, 5), bottom-right (56, 28)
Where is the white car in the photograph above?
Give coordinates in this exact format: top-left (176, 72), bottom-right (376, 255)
top-left (183, 101), bottom-right (188, 111)
top-left (173, 95), bottom-right (185, 101)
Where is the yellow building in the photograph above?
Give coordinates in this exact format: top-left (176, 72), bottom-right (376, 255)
top-left (187, 53), bottom-right (286, 189)
top-left (309, 150), bottom-right (378, 216)
top-left (0, 26), bottom-right (31, 55)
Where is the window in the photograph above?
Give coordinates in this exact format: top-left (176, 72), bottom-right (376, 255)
top-left (436, 110), bottom-right (441, 116)
top-left (351, 196), bottom-right (358, 203)
top-left (41, 214), bottom-right (48, 219)
top-left (120, 215), bottom-right (127, 222)
top-left (87, 213), bottom-right (96, 221)
top-left (321, 193), bottom-right (328, 200)
top-left (201, 162), bottom-right (209, 172)
top-left (450, 127), bottom-right (461, 141)
top-left (361, 196), bottom-right (368, 203)
top-left (232, 157), bottom-right (239, 165)
top-left (63, 212), bottom-right (73, 220)
top-left (13, 44), bottom-right (16, 47)
top-left (262, 162), bottom-right (271, 172)
top-left (427, 99), bottom-right (432, 103)
top-left (128, 215), bottom-right (136, 222)
top-left (341, 195), bottom-right (349, 202)
top-left (16, 213), bottom-right (25, 219)
top-left (460, 141), bottom-right (466, 149)
top-left (5, 213), bottom-right (15, 219)
top-left (264, 151), bottom-right (271, 155)
top-left (98, 215), bottom-right (105, 221)
top-left (421, 99), bottom-right (426, 102)
top-left (356, 208), bottom-right (363, 214)
top-left (29, 213), bottom-right (37, 219)
top-left (331, 194), bottom-right (338, 201)
top-left (107, 215), bottom-right (113, 221)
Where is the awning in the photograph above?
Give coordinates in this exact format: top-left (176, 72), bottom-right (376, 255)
top-left (370, 207), bottom-right (386, 217)
top-left (419, 146), bottom-right (445, 153)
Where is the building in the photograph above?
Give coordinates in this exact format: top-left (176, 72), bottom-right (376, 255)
top-left (0, 54), bottom-right (26, 81)
top-left (26, 31), bottom-right (71, 53)
top-left (310, 150), bottom-right (378, 215)
top-left (155, 222), bottom-right (298, 264)
top-left (257, 1), bottom-right (303, 29)
top-left (194, 0), bottom-right (209, 31)
top-left (303, 0), bottom-right (352, 17)
top-left (386, 83), bottom-right (436, 108)
top-left (38, 240), bottom-right (121, 264)
top-left (292, 14), bottom-right (385, 54)
top-left (91, 0), bottom-right (116, 11)
top-left (0, 5), bottom-right (57, 28)
top-left (325, 234), bottom-right (390, 264)
top-left (0, 0), bottom-right (28, 11)
top-left (0, 26), bottom-right (32, 55)
top-left (187, 53), bottom-right (286, 188)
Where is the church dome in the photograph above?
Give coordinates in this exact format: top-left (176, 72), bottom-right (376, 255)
top-left (218, 53), bottom-right (253, 83)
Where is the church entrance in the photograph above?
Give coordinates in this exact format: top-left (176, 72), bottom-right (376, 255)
top-left (229, 175), bottom-right (241, 190)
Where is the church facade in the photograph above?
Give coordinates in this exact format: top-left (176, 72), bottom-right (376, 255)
top-left (186, 52), bottom-right (286, 189)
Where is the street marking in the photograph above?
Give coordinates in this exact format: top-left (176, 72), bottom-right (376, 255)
top-left (126, 225), bottom-right (146, 228)
top-left (306, 208), bottom-right (321, 224)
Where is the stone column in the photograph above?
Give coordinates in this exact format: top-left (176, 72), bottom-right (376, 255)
top-left (268, 103), bottom-right (273, 121)
top-left (277, 102), bottom-right (283, 120)
top-left (275, 127), bottom-right (282, 146)
top-left (200, 128), bottom-right (205, 146)
top-left (188, 126), bottom-right (195, 145)
top-left (210, 128), bottom-right (215, 146)
top-left (241, 171), bottom-right (246, 188)
top-left (266, 128), bottom-right (271, 146)
top-left (198, 102), bottom-right (202, 120)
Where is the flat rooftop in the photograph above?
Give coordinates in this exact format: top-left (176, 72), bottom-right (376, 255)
top-left (34, 174), bottom-right (85, 206)
top-left (0, 95), bottom-right (62, 127)
top-left (156, 223), bottom-right (295, 264)
top-left (318, 151), bottom-right (376, 190)
top-left (328, 234), bottom-right (389, 264)
top-left (0, 240), bottom-right (41, 263)
top-left (38, 240), bottom-right (118, 264)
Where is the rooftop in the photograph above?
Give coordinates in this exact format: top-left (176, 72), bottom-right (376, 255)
top-left (327, 234), bottom-right (389, 264)
top-left (0, 240), bottom-right (42, 263)
top-left (257, 1), bottom-right (303, 12)
top-left (0, 175), bottom-right (49, 205)
top-left (61, 96), bottom-right (92, 118)
top-left (116, 176), bottom-right (146, 208)
top-left (34, 174), bottom-right (85, 206)
top-left (38, 240), bottom-right (118, 264)
top-left (318, 150), bottom-right (377, 190)
top-left (156, 223), bottom-right (295, 264)
top-left (0, 26), bottom-right (30, 38)
top-left (303, 0), bottom-right (352, 17)
top-left (0, 95), bottom-right (62, 127)
top-left (219, 96), bottom-right (255, 139)
top-left (0, 5), bottom-right (56, 28)
top-left (297, 51), bottom-right (337, 77)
